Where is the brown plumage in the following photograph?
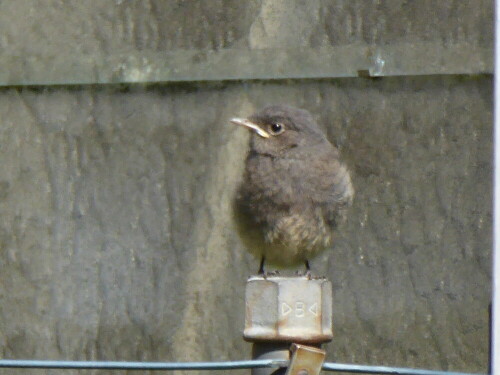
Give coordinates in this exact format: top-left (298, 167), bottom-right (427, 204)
top-left (231, 105), bottom-right (354, 273)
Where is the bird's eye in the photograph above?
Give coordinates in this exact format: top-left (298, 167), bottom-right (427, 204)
top-left (270, 122), bottom-right (285, 135)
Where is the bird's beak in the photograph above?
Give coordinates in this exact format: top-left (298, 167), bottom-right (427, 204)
top-left (230, 118), bottom-right (270, 138)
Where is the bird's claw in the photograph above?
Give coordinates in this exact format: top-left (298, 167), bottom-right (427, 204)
top-left (265, 270), bottom-right (280, 278)
top-left (294, 269), bottom-right (312, 279)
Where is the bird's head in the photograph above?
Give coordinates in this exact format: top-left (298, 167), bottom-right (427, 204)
top-left (231, 105), bottom-right (327, 157)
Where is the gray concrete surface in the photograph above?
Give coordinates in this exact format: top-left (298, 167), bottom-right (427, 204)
top-left (0, 1), bottom-right (493, 84)
top-left (0, 1), bottom-right (493, 375)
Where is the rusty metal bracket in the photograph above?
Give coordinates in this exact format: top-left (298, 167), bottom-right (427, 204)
top-left (285, 344), bottom-right (326, 375)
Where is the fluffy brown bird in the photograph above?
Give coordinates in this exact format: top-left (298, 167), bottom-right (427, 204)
top-left (231, 105), bottom-right (354, 274)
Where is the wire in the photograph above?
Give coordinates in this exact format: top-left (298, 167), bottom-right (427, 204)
top-left (0, 359), bottom-right (486, 375)
top-left (0, 359), bottom-right (287, 370)
top-left (322, 362), bottom-right (484, 375)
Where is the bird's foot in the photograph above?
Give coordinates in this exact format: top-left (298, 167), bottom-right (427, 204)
top-left (259, 270), bottom-right (280, 279)
top-left (294, 269), bottom-right (312, 279)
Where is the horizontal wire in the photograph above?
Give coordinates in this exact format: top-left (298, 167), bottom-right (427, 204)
top-left (0, 359), bottom-right (287, 370)
top-left (322, 363), bottom-right (484, 375)
top-left (0, 359), bottom-right (486, 375)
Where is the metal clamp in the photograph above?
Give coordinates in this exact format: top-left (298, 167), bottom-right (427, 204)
top-left (244, 276), bottom-right (333, 344)
top-left (285, 344), bottom-right (326, 375)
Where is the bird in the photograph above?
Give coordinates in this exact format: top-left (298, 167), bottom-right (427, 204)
top-left (231, 104), bottom-right (354, 276)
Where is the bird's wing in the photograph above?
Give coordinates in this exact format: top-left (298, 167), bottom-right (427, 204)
top-left (289, 147), bottom-right (354, 206)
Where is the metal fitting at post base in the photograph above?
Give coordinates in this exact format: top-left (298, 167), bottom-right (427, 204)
top-left (244, 275), bottom-right (333, 375)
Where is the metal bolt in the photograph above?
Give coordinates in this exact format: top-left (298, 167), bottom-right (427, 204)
top-left (297, 369), bottom-right (309, 375)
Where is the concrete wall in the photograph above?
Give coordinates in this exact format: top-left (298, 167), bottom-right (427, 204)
top-left (0, 1), bottom-right (492, 374)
